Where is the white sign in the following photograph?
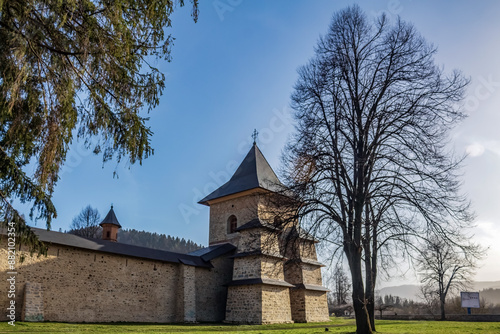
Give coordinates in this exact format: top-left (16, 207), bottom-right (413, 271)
top-left (461, 292), bottom-right (480, 308)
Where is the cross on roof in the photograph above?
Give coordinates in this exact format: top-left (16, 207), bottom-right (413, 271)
top-left (252, 129), bottom-right (259, 143)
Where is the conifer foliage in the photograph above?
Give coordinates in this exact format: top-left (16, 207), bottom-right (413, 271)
top-left (118, 229), bottom-right (201, 254)
top-left (0, 0), bottom-right (199, 253)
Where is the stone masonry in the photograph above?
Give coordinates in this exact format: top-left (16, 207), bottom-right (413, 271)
top-left (0, 240), bottom-right (196, 323)
top-left (0, 142), bottom-right (329, 325)
top-left (21, 282), bottom-right (44, 322)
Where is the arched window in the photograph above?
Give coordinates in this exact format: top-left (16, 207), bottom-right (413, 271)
top-left (227, 215), bottom-right (237, 234)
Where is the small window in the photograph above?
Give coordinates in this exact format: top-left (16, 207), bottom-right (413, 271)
top-left (106, 231), bottom-right (111, 238)
top-left (227, 215), bottom-right (237, 234)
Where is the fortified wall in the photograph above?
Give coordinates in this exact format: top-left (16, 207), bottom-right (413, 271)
top-left (0, 230), bottom-right (234, 323)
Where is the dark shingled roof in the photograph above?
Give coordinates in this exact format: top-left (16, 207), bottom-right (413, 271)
top-left (198, 143), bottom-right (282, 205)
top-left (234, 218), bottom-right (280, 232)
top-left (99, 206), bottom-right (121, 228)
top-left (6, 227), bottom-right (211, 268)
top-left (229, 250), bottom-right (286, 260)
top-left (188, 243), bottom-right (236, 262)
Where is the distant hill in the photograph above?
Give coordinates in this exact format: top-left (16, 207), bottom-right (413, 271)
top-left (472, 281), bottom-right (500, 291)
top-left (379, 281), bottom-right (500, 305)
top-left (68, 227), bottom-right (203, 254)
top-left (378, 285), bottom-right (421, 301)
top-left (117, 228), bottom-right (202, 254)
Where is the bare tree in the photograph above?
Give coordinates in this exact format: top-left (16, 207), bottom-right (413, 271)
top-left (281, 5), bottom-right (471, 333)
top-left (331, 264), bottom-right (351, 305)
top-left (417, 237), bottom-right (483, 320)
top-left (69, 205), bottom-right (101, 239)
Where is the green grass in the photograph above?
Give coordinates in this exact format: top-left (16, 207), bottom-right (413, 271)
top-left (1, 318), bottom-right (500, 333)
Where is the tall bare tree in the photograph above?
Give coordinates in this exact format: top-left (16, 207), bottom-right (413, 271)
top-left (282, 5), bottom-right (471, 333)
top-left (417, 237), bottom-right (483, 320)
top-left (69, 205), bottom-right (101, 239)
top-left (331, 264), bottom-right (351, 306)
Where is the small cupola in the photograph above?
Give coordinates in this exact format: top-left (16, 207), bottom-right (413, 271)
top-left (100, 205), bottom-right (121, 242)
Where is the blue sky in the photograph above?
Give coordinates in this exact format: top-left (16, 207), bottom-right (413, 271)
top-left (35, 1), bottom-right (500, 286)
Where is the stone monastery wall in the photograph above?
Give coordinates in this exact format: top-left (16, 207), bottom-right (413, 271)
top-left (0, 239), bottom-right (228, 323)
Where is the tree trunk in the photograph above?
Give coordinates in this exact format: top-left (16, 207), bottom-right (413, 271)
top-left (364, 243), bottom-right (376, 330)
top-left (365, 282), bottom-right (375, 330)
top-left (364, 211), bottom-right (377, 331)
top-left (347, 244), bottom-right (373, 334)
top-left (440, 297), bottom-right (446, 320)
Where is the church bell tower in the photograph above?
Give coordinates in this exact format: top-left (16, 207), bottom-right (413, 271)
top-left (199, 140), bottom-right (329, 324)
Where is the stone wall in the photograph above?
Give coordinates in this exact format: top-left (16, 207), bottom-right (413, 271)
top-left (0, 240), bottom-right (182, 322)
top-left (177, 264), bottom-right (196, 322)
top-left (232, 256), bottom-right (261, 280)
top-left (195, 254), bottom-right (233, 322)
top-left (290, 289), bottom-right (306, 322)
top-left (300, 242), bottom-right (318, 261)
top-left (303, 290), bottom-right (330, 322)
top-left (301, 263), bottom-right (322, 285)
top-left (238, 230), bottom-right (261, 253)
top-left (289, 289), bottom-right (329, 322)
top-left (284, 262), bottom-right (303, 285)
top-left (261, 257), bottom-right (285, 280)
top-left (225, 285), bottom-right (262, 323)
top-left (232, 256), bottom-right (285, 281)
top-left (261, 285), bottom-right (293, 324)
top-left (21, 282), bottom-right (44, 321)
top-left (209, 194), bottom-right (259, 245)
top-left (260, 229), bottom-right (281, 255)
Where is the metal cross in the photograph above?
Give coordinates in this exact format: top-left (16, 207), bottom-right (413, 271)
top-left (252, 129), bottom-right (259, 143)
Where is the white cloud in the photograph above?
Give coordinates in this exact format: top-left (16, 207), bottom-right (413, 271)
top-left (464, 140), bottom-right (500, 158)
top-left (466, 143), bottom-right (485, 157)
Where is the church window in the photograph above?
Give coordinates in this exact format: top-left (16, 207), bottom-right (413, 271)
top-left (227, 215), bottom-right (237, 234)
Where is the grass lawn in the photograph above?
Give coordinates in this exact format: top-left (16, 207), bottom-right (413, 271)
top-left (1, 318), bottom-right (500, 333)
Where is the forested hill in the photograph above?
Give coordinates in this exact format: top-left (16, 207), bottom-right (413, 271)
top-left (117, 229), bottom-right (202, 254)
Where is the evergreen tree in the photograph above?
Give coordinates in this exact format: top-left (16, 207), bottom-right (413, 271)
top-left (116, 228), bottom-right (201, 253)
top-left (0, 0), bottom-right (199, 253)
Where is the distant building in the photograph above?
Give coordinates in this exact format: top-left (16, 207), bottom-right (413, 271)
top-left (0, 143), bottom-right (329, 324)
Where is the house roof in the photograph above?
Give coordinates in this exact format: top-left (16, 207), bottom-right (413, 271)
top-left (198, 143), bottom-right (282, 205)
top-left (4, 227), bottom-right (212, 268)
top-left (99, 206), bottom-right (121, 228)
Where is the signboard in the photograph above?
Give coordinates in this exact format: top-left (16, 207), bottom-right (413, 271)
top-left (461, 292), bottom-right (480, 308)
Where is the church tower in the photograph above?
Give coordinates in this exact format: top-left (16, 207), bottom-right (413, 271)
top-left (199, 142), bottom-right (329, 324)
top-left (100, 205), bottom-right (121, 242)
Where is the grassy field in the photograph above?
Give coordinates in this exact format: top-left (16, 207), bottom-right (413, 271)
top-left (1, 318), bottom-right (500, 333)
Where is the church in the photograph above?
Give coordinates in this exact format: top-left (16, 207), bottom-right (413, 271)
top-left (0, 143), bottom-right (329, 324)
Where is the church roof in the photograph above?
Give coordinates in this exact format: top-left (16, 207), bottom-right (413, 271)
top-left (188, 243), bottom-right (236, 261)
top-left (235, 218), bottom-right (280, 232)
top-left (99, 206), bottom-right (121, 228)
top-left (198, 143), bottom-right (282, 205)
top-left (3, 227), bottom-right (212, 268)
